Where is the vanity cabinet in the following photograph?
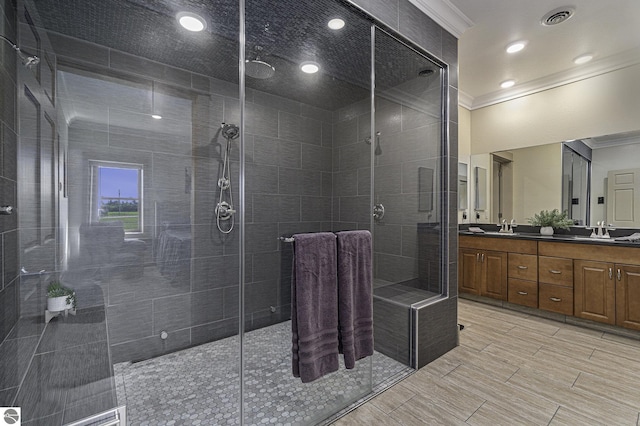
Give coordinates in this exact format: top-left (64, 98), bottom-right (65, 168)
top-left (616, 264), bottom-right (640, 331)
top-left (507, 253), bottom-right (538, 308)
top-left (459, 247), bottom-right (507, 299)
top-left (538, 256), bottom-right (574, 315)
top-left (460, 236), bottom-right (640, 332)
top-left (574, 260), bottom-right (615, 324)
top-left (540, 242), bottom-right (640, 330)
top-left (459, 236), bottom-right (536, 301)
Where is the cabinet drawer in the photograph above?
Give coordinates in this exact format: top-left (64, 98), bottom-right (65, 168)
top-left (508, 278), bottom-right (538, 308)
top-left (508, 253), bottom-right (537, 281)
top-left (539, 283), bottom-right (573, 315)
top-left (539, 256), bottom-right (573, 287)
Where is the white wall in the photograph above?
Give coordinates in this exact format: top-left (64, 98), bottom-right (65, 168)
top-left (469, 64), bottom-right (640, 154)
top-left (458, 106), bottom-right (471, 223)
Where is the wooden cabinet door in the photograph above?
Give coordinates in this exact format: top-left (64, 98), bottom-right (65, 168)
top-left (459, 248), bottom-right (481, 295)
top-left (481, 250), bottom-right (508, 300)
top-left (574, 260), bottom-right (615, 324)
top-left (616, 264), bottom-right (640, 330)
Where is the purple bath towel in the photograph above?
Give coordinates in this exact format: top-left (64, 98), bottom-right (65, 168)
top-left (291, 232), bottom-right (340, 383)
top-left (336, 230), bottom-right (374, 369)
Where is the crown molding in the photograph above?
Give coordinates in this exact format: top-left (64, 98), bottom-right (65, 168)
top-left (467, 47), bottom-right (640, 110)
top-left (407, 0), bottom-right (473, 39)
top-left (458, 90), bottom-right (473, 110)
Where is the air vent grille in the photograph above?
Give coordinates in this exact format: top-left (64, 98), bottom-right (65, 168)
top-left (541, 7), bottom-right (575, 26)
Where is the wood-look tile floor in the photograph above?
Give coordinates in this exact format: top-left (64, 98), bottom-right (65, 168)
top-left (334, 299), bottom-right (640, 425)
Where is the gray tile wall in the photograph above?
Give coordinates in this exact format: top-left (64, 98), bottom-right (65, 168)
top-left (0, 0), bottom-right (20, 344)
top-left (49, 29), bottom-right (336, 358)
top-left (54, 39), bottom-right (247, 362)
top-left (245, 91), bottom-right (334, 331)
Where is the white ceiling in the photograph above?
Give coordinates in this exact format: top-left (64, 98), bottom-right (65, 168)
top-left (416, 0), bottom-right (640, 110)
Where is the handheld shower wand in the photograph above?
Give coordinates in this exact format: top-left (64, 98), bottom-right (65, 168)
top-left (216, 123), bottom-right (239, 234)
top-left (0, 35), bottom-right (40, 68)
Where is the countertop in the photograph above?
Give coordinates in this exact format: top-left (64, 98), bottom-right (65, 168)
top-left (458, 230), bottom-right (640, 248)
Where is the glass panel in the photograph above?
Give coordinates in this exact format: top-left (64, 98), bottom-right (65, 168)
top-left (242, 0), bottom-right (374, 423)
top-left (373, 27), bottom-right (445, 367)
top-left (13, 0), bottom-right (241, 423)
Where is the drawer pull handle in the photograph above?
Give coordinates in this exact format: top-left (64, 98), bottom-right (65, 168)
top-left (550, 297), bottom-right (562, 302)
top-left (609, 268), bottom-right (613, 280)
top-left (549, 270), bottom-right (562, 274)
top-left (518, 266), bottom-right (528, 270)
top-left (617, 269), bottom-right (621, 281)
top-left (517, 291), bottom-right (528, 295)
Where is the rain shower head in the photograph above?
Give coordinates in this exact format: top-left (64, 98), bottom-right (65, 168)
top-left (1, 35), bottom-right (40, 68)
top-left (245, 45), bottom-right (275, 79)
top-left (245, 60), bottom-right (275, 79)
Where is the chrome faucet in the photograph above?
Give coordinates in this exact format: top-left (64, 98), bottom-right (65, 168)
top-left (588, 221), bottom-right (615, 238)
top-left (498, 219), bottom-right (517, 233)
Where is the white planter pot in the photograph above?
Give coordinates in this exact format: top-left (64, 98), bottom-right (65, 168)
top-left (47, 296), bottom-right (72, 312)
top-left (540, 226), bottom-right (554, 236)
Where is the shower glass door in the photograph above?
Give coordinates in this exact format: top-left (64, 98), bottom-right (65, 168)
top-left (12, 0), bottom-right (243, 423)
top-left (242, 0), bottom-right (373, 423)
top-left (372, 27), bottom-right (445, 366)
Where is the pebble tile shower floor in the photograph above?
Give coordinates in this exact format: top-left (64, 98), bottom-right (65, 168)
top-left (114, 321), bottom-right (410, 425)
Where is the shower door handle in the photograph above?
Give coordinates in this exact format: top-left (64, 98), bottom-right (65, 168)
top-left (373, 204), bottom-right (385, 221)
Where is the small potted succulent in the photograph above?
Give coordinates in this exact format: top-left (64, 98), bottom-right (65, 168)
top-left (46, 281), bottom-right (77, 312)
top-left (527, 209), bottom-right (574, 235)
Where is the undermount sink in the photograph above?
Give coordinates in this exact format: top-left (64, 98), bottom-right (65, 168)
top-left (571, 236), bottom-right (617, 242)
top-left (483, 231), bottom-right (519, 236)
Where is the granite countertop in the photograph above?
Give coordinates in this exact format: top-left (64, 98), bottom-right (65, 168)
top-left (458, 224), bottom-right (640, 248)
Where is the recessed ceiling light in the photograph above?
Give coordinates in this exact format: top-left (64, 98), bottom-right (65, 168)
top-left (177, 12), bottom-right (207, 32)
top-left (500, 79), bottom-right (515, 89)
top-left (328, 18), bottom-right (345, 30)
top-left (574, 54), bottom-right (593, 65)
top-left (151, 114), bottom-right (162, 120)
top-left (506, 41), bottom-right (526, 54)
top-left (300, 61), bottom-right (319, 74)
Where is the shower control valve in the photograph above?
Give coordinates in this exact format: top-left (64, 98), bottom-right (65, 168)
top-left (216, 201), bottom-right (236, 221)
top-left (373, 203), bottom-right (385, 221)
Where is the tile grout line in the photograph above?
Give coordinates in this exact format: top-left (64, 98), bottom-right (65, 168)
top-left (546, 405), bottom-right (561, 426)
top-left (464, 399), bottom-right (488, 422)
top-left (505, 367), bottom-right (520, 383)
top-left (570, 372), bottom-right (581, 388)
top-left (11, 321), bottom-right (50, 408)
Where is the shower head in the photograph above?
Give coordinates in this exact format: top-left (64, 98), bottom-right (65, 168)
top-left (221, 123), bottom-right (240, 140)
top-left (17, 50), bottom-right (40, 68)
top-left (1, 35), bottom-right (39, 68)
top-left (245, 45), bottom-right (275, 79)
top-left (418, 68), bottom-right (434, 77)
top-left (245, 60), bottom-right (275, 79)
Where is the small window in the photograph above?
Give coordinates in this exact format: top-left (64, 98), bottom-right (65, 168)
top-left (90, 162), bottom-right (143, 233)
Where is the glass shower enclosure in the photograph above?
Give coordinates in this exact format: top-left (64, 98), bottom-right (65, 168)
top-left (1, 0), bottom-right (451, 424)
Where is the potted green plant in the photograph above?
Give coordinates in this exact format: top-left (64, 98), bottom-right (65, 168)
top-left (46, 281), bottom-right (77, 312)
top-left (527, 209), bottom-right (574, 235)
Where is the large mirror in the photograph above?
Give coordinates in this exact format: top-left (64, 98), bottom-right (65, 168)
top-left (468, 129), bottom-right (640, 228)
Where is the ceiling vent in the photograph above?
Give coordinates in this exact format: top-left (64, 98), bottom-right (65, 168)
top-left (541, 6), bottom-right (575, 26)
